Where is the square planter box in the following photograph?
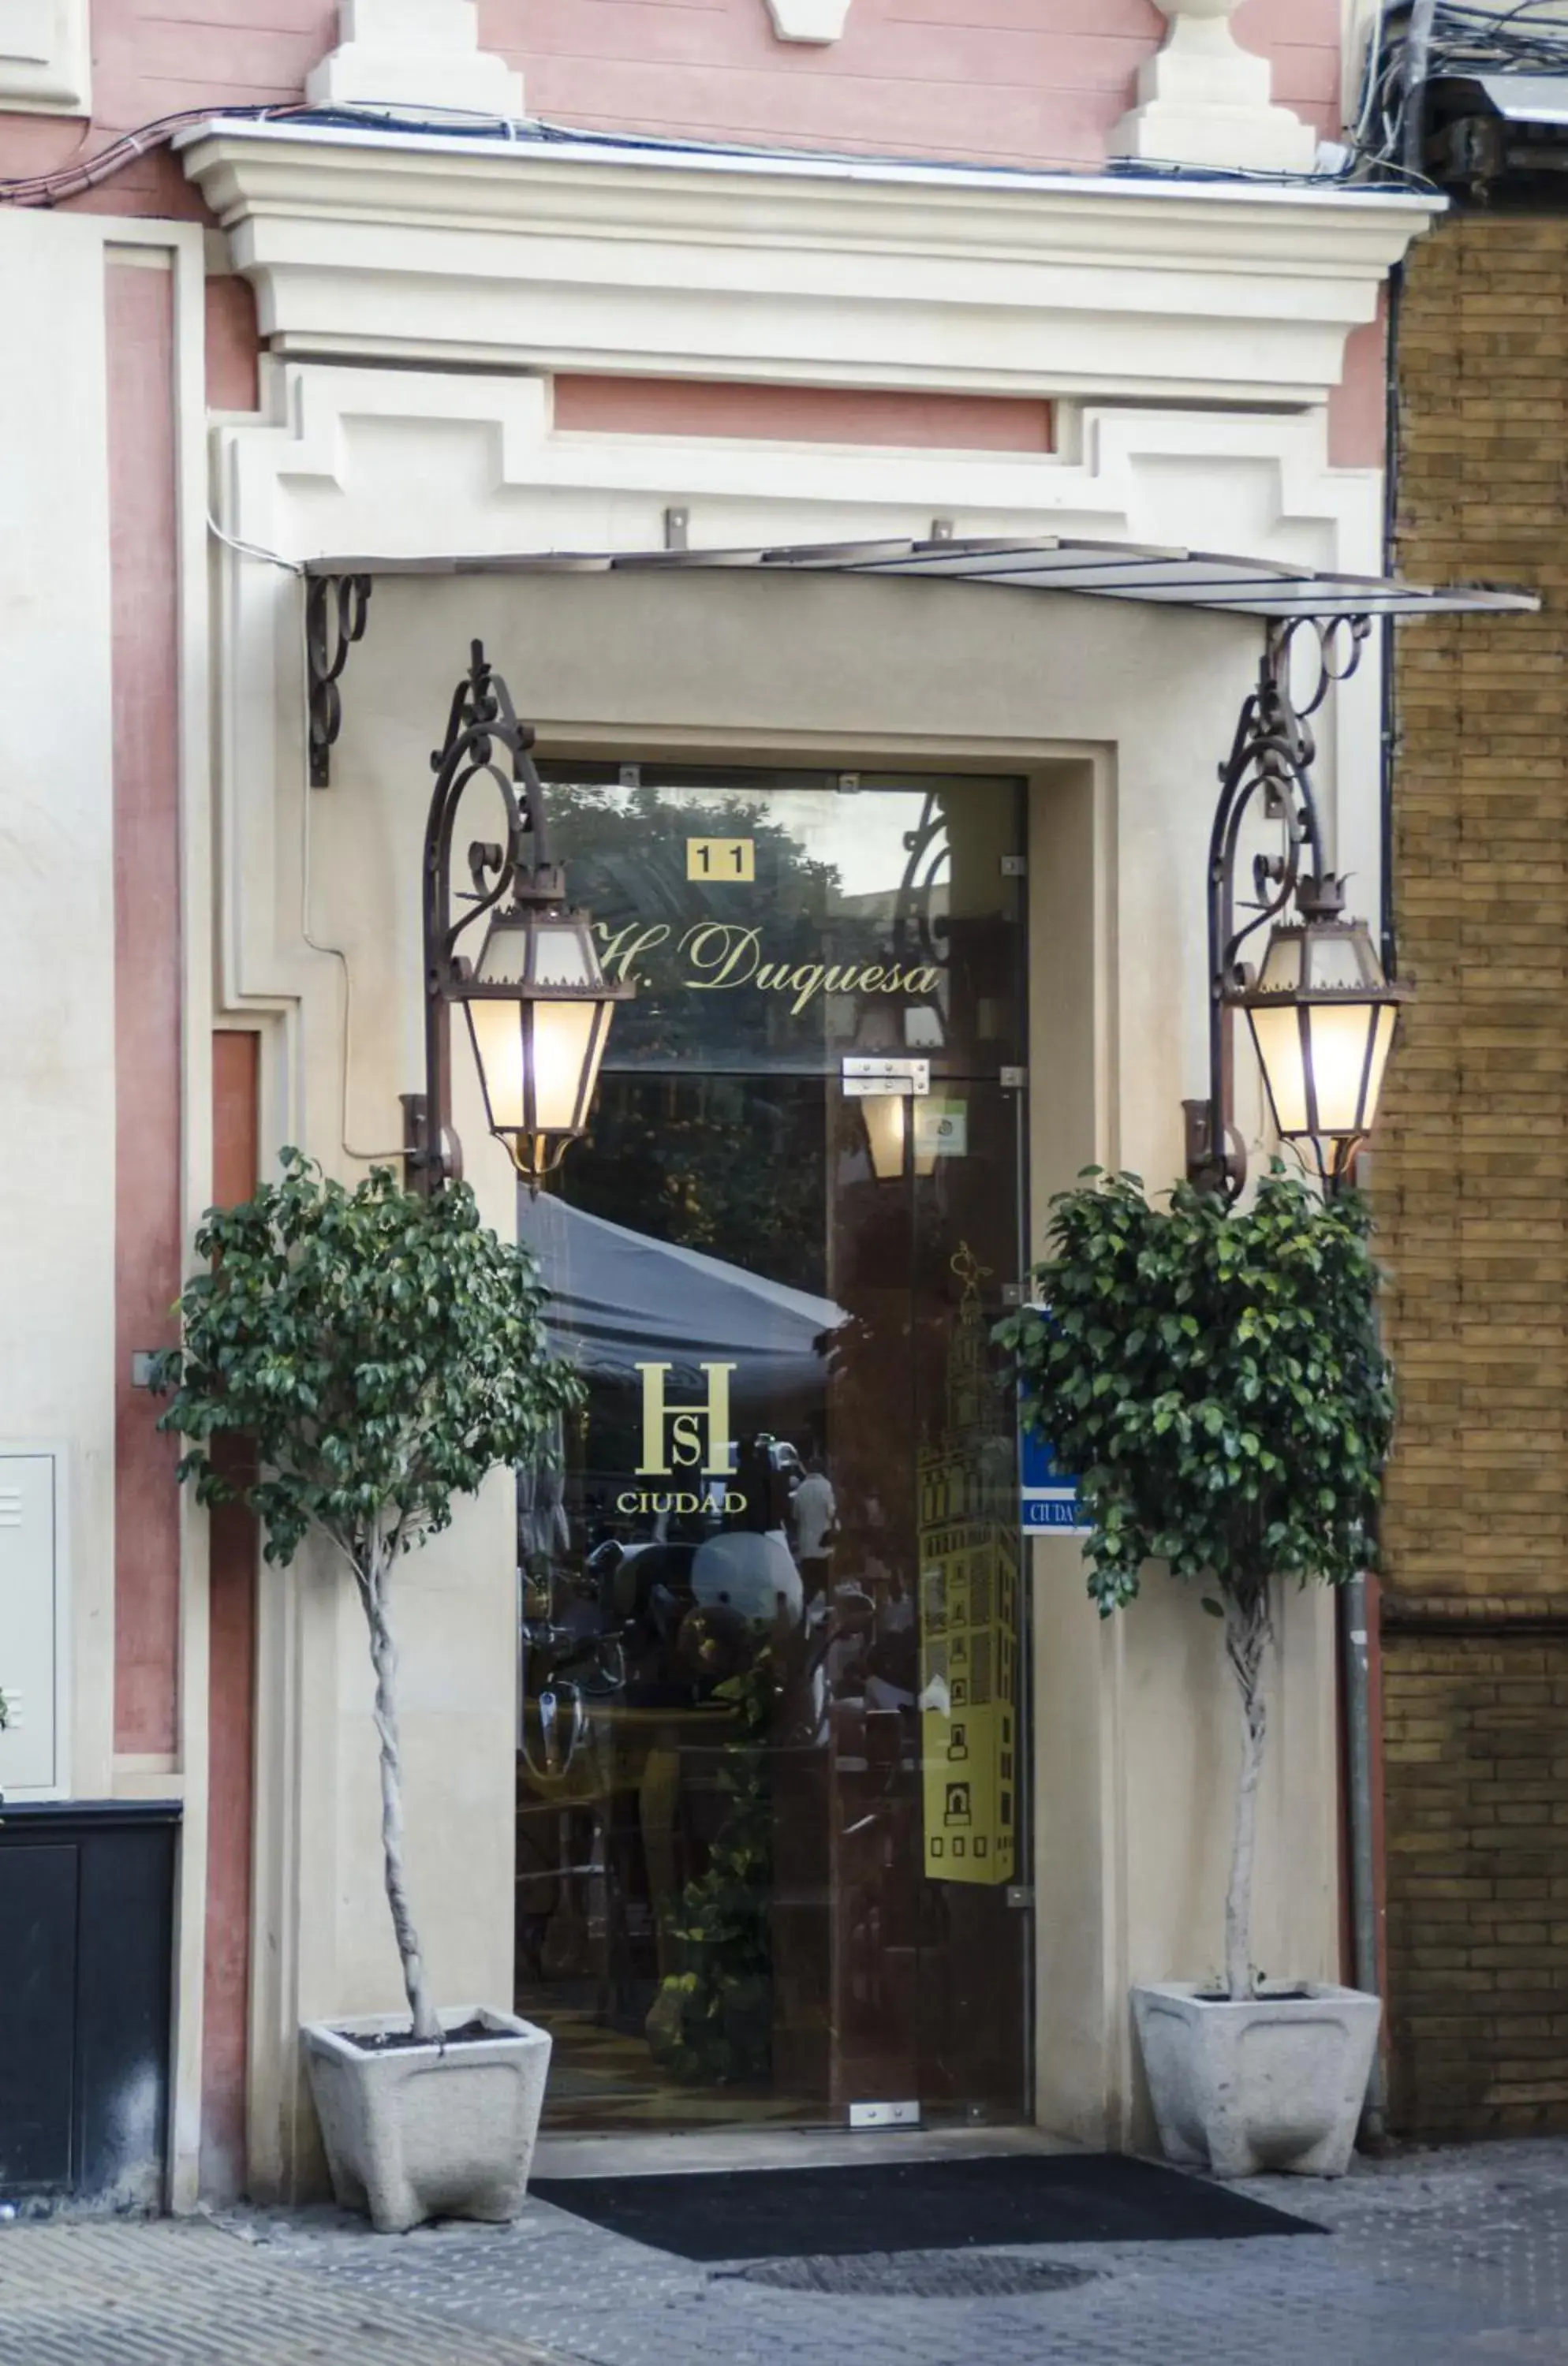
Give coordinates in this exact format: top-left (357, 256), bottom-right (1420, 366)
top-left (1132, 1980), bottom-right (1381, 2179)
top-left (302, 2005), bottom-right (551, 2233)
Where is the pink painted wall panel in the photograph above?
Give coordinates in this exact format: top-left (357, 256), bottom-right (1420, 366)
top-left (108, 259), bottom-right (184, 1759)
top-left (1328, 303), bottom-right (1387, 471)
top-left (201, 1032), bottom-right (260, 2203)
top-left (205, 274), bottom-right (263, 412)
top-left (556, 374), bottom-right (1053, 445)
top-left (0, 0), bottom-right (1342, 200)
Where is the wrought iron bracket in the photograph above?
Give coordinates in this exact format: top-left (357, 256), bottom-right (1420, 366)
top-left (1187, 613), bottom-right (1372, 1202)
top-left (306, 573), bottom-right (372, 787)
top-left (410, 640), bottom-right (549, 1195)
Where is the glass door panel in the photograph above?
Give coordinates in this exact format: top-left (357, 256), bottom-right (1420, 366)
top-left (513, 773), bottom-right (1029, 2129)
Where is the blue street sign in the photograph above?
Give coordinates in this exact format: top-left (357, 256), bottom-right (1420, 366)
top-left (1020, 1424), bottom-right (1088, 1536)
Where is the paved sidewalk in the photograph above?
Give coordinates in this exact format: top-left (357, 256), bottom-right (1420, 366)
top-left (0, 2216), bottom-right (567, 2366)
top-left (1, 2138), bottom-right (1564, 2364)
top-left (248, 2136), bottom-right (1568, 2366)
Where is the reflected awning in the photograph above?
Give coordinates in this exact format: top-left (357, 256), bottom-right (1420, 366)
top-left (517, 1193), bottom-right (846, 1395)
top-left (303, 536), bottom-right (1537, 623)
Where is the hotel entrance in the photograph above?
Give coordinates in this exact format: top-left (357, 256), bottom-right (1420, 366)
top-left (513, 766), bottom-right (1029, 2129)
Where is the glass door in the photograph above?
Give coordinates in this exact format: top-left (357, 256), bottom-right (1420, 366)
top-left (512, 770), bottom-right (1029, 2129)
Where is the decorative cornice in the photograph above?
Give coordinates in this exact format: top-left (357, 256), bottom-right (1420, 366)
top-left (177, 118), bottom-right (1439, 406)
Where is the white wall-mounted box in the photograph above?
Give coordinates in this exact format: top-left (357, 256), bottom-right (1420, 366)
top-left (0, 1449), bottom-right (69, 1796)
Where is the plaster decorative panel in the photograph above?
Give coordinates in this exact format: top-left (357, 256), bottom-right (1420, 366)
top-left (1111, 0), bottom-right (1316, 171)
top-left (212, 358), bottom-right (1375, 2173)
top-left (211, 360), bottom-right (1383, 1025)
top-left (763, 0), bottom-right (853, 45)
top-left (305, 0), bottom-right (523, 120)
top-left (179, 117), bottom-right (1435, 408)
top-left (0, 0), bottom-right (90, 114)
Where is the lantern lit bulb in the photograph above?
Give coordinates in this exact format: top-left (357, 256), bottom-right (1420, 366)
top-left (460, 905), bottom-right (628, 1183)
top-left (1240, 916), bottom-right (1406, 1171)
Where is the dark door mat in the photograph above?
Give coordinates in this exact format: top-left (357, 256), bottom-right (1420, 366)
top-left (531, 2151), bottom-right (1326, 2260)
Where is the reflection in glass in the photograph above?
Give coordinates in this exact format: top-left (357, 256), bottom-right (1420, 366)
top-left (513, 773), bottom-right (1028, 2129)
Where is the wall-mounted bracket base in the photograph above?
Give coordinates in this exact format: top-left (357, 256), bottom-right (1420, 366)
top-left (401, 1092), bottom-right (462, 1196)
top-left (1184, 1097), bottom-right (1245, 1202)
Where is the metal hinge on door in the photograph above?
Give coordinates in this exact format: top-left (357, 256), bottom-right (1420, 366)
top-left (849, 2100), bottom-right (921, 2129)
top-left (1000, 854), bottom-right (1027, 877)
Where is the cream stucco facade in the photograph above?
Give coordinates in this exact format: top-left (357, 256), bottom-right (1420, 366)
top-left (0, 0), bottom-right (1448, 2193)
top-left (161, 119), bottom-right (1435, 2189)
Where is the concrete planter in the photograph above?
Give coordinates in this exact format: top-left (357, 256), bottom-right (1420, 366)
top-left (1132, 1981), bottom-right (1381, 2178)
top-left (302, 2006), bottom-right (551, 2233)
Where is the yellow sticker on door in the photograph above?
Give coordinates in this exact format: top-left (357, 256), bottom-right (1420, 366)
top-left (686, 837), bottom-right (755, 883)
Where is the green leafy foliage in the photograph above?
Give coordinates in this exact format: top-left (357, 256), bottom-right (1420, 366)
top-left (151, 1149), bottom-right (581, 1576)
top-left (646, 1653), bottom-right (775, 2086)
top-left (995, 1166), bottom-right (1394, 1618)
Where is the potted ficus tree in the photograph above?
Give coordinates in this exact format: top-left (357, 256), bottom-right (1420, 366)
top-left (999, 1164), bottom-right (1392, 2178)
top-left (153, 1149), bottom-right (581, 2231)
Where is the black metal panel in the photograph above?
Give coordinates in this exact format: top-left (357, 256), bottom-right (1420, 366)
top-left (76, 1816), bottom-right (177, 2204)
top-left (0, 1845), bottom-right (78, 2189)
top-left (0, 1802), bottom-right (179, 2205)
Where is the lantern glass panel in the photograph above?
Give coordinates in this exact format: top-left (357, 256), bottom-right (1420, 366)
top-left (1256, 930), bottom-right (1305, 995)
top-left (529, 918), bottom-right (598, 990)
top-left (532, 999), bottom-right (601, 1134)
top-left (1248, 1002), bottom-right (1309, 1136)
top-left (473, 917), bottom-right (530, 987)
top-left (1306, 931), bottom-right (1367, 992)
top-left (467, 997), bottom-right (527, 1133)
top-left (1303, 1001), bottom-right (1380, 1137)
top-left (1361, 1002), bottom-right (1398, 1133)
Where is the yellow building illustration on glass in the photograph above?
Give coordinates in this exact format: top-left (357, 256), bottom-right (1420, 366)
top-left (918, 1245), bottom-right (1019, 1886)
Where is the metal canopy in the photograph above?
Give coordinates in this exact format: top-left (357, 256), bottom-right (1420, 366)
top-left (302, 536), bottom-right (1536, 624)
top-left (1432, 73), bottom-right (1568, 129)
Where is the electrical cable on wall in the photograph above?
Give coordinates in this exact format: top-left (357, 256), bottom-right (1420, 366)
top-left (1355, 0), bottom-right (1568, 172)
top-left (2, 87), bottom-right (1432, 214)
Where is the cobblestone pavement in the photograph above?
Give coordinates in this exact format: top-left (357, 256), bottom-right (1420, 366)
top-left (224, 2136), bottom-right (1568, 2366)
top-left (0, 2217), bottom-right (567, 2366)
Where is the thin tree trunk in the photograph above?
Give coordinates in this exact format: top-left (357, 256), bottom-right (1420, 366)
top-left (1222, 1575), bottom-right (1273, 2004)
top-left (361, 1534), bottom-right (441, 2043)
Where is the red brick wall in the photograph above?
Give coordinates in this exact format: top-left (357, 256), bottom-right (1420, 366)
top-left (1383, 1615), bottom-right (1568, 2136)
top-left (1380, 209), bottom-right (1568, 2138)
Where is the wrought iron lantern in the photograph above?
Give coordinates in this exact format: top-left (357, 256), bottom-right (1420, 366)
top-left (1185, 618), bottom-right (1409, 1200)
top-left (1236, 893), bottom-right (1406, 1187)
top-left (404, 641), bottom-right (629, 1193)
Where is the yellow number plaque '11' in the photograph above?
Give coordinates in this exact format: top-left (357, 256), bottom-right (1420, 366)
top-left (686, 837), bottom-right (756, 882)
